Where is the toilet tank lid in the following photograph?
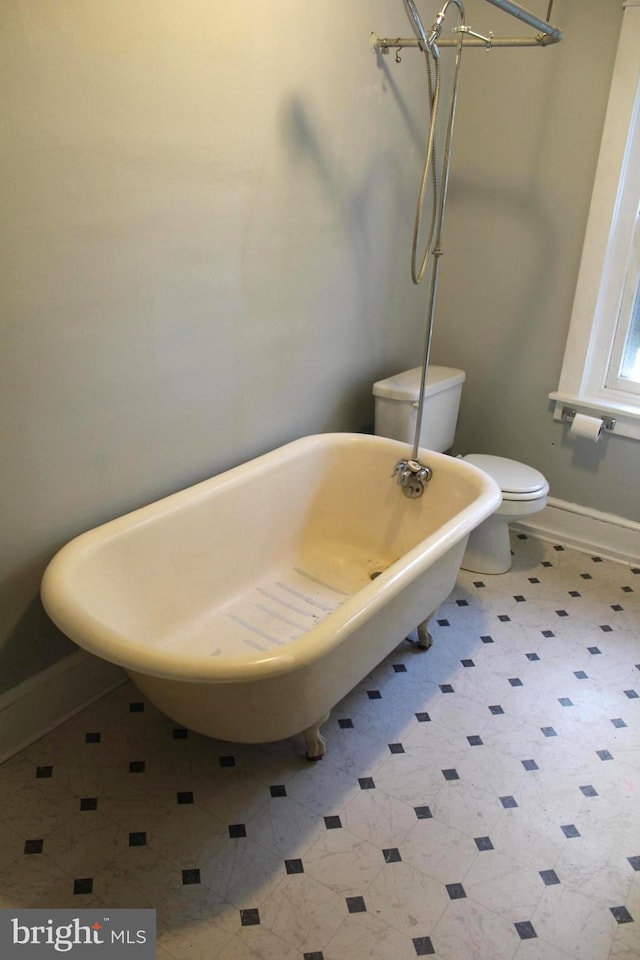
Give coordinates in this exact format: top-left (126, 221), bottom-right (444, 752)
top-left (464, 454), bottom-right (547, 495)
top-left (372, 366), bottom-right (465, 402)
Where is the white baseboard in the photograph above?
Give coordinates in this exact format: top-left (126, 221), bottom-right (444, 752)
top-left (512, 496), bottom-right (640, 565)
top-left (0, 651), bottom-right (126, 764)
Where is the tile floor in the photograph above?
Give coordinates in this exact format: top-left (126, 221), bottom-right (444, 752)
top-left (0, 535), bottom-right (638, 959)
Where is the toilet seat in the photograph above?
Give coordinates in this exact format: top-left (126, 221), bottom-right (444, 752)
top-left (464, 454), bottom-right (549, 502)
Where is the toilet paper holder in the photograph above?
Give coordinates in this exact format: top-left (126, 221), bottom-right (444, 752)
top-left (560, 407), bottom-right (616, 432)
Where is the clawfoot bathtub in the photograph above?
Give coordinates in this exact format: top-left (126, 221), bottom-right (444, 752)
top-left (41, 433), bottom-right (500, 758)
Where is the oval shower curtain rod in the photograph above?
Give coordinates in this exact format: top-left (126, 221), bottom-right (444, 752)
top-left (373, 0), bottom-right (562, 52)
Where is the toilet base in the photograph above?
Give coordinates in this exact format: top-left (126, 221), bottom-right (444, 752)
top-left (461, 513), bottom-right (513, 574)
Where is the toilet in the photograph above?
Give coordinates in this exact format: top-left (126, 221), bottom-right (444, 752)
top-left (372, 366), bottom-right (549, 574)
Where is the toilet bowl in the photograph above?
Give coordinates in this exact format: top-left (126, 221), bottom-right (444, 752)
top-left (372, 365), bottom-right (550, 575)
top-left (460, 454), bottom-right (549, 574)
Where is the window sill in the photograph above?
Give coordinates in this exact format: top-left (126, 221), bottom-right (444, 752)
top-left (549, 391), bottom-right (640, 441)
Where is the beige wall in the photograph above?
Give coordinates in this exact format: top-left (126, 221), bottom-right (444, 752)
top-left (0, 1), bottom-right (631, 693)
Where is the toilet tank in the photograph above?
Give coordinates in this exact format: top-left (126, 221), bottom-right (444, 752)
top-left (372, 365), bottom-right (465, 452)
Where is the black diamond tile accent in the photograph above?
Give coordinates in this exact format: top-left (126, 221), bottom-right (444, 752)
top-left (541, 727), bottom-right (557, 738)
top-left (129, 761), bottom-right (145, 773)
top-left (240, 908), bottom-right (260, 926)
top-left (456, 599), bottom-right (469, 606)
top-left (129, 832), bottom-right (147, 847)
top-left (473, 581), bottom-right (485, 588)
top-left (574, 671), bottom-right (588, 680)
top-left (414, 805), bottom-right (432, 820)
top-left (73, 878), bottom-right (93, 895)
top-left (383, 847), bottom-right (402, 863)
top-left (446, 883), bottom-right (466, 900)
top-left (388, 743), bottom-right (405, 754)
top-left (541, 631), bottom-right (555, 639)
top-left (514, 595), bottom-right (527, 603)
top-left (270, 784), bottom-right (287, 797)
top-left (600, 624), bottom-right (613, 632)
top-left (597, 749), bottom-right (613, 761)
top-left (219, 755), bottom-right (236, 767)
top-left (338, 718), bottom-right (354, 729)
top-left (622, 585), bottom-right (633, 592)
top-left (541, 561), bottom-right (553, 567)
top-left (461, 659), bottom-right (475, 668)
top-left (393, 664), bottom-right (407, 673)
top-left (581, 573), bottom-right (593, 580)
top-left (627, 856), bottom-right (640, 871)
top-left (554, 545), bottom-right (565, 552)
top-left (611, 604), bottom-right (624, 612)
top-left (498, 615), bottom-right (511, 622)
top-left (522, 759), bottom-right (539, 772)
top-left (467, 735), bottom-right (483, 746)
top-left (633, 567), bottom-right (640, 574)
top-left (177, 791), bottom-right (194, 804)
top-left (517, 534), bottom-right (528, 540)
top-left (540, 869), bottom-right (560, 886)
top-left (528, 577), bottom-right (540, 583)
top-left (359, 777), bottom-right (376, 790)
top-left (591, 555), bottom-right (602, 562)
top-left (569, 591), bottom-right (581, 598)
top-left (24, 839), bottom-right (44, 855)
top-left (442, 769), bottom-right (459, 781)
top-left (416, 713), bottom-right (431, 723)
top-left (324, 816), bottom-right (342, 830)
top-left (611, 718), bottom-right (627, 729)
top-left (556, 610), bottom-right (569, 618)
top-left (304, 954), bottom-right (324, 960)
top-left (610, 906), bottom-right (634, 924)
top-left (509, 678), bottom-right (523, 687)
top-left (35, 766), bottom-right (53, 779)
top-left (624, 689), bottom-right (639, 699)
top-left (182, 868), bottom-right (201, 885)
top-left (413, 936), bottom-right (435, 956)
top-left (588, 647), bottom-right (602, 655)
top-left (475, 837), bottom-right (494, 851)
top-left (580, 785), bottom-right (598, 798)
top-left (515, 921), bottom-right (537, 940)
top-left (527, 653), bottom-right (541, 661)
top-left (129, 702), bottom-right (145, 712)
top-left (367, 690), bottom-right (382, 700)
top-left (489, 705), bottom-right (504, 715)
top-left (85, 732), bottom-right (101, 743)
top-left (437, 619), bottom-right (450, 627)
top-left (346, 896), bottom-right (366, 914)
top-left (559, 698), bottom-right (573, 707)
top-left (500, 796), bottom-right (518, 809)
top-left (561, 824), bottom-right (581, 838)
top-left (80, 798), bottom-right (97, 811)
top-left (229, 824), bottom-right (247, 838)
top-left (285, 858), bottom-right (304, 874)
top-left (440, 684), bottom-right (454, 694)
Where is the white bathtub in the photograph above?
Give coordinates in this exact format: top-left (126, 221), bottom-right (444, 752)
top-left (41, 433), bottom-right (500, 758)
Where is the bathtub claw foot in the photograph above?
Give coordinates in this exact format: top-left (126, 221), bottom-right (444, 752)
top-left (416, 620), bottom-right (433, 650)
top-left (303, 713), bottom-right (330, 761)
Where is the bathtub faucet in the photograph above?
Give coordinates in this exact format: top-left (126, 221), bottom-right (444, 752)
top-left (392, 458), bottom-right (433, 498)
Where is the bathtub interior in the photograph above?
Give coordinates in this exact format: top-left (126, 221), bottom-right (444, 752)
top-left (43, 434), bottom-right (493, 665)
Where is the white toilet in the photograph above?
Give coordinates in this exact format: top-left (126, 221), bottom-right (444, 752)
top-left (372, 366), bottom-right (549, 574)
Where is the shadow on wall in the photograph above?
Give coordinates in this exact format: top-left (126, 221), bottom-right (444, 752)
top-left (0, 559), bottom-right (75, 696)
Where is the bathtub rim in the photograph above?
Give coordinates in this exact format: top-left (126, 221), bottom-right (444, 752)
top-left (41, 433), bottom-right (501, 683)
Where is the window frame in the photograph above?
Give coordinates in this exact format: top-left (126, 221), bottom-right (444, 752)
top-left (550, 1), bottom-right (640, 440)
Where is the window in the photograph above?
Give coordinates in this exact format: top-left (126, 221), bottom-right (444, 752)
top-left (550, 1), bottom-right (640, 439)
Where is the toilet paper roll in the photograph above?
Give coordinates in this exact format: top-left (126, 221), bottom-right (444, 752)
top-left (570, 413), bottom-right (604, 441)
